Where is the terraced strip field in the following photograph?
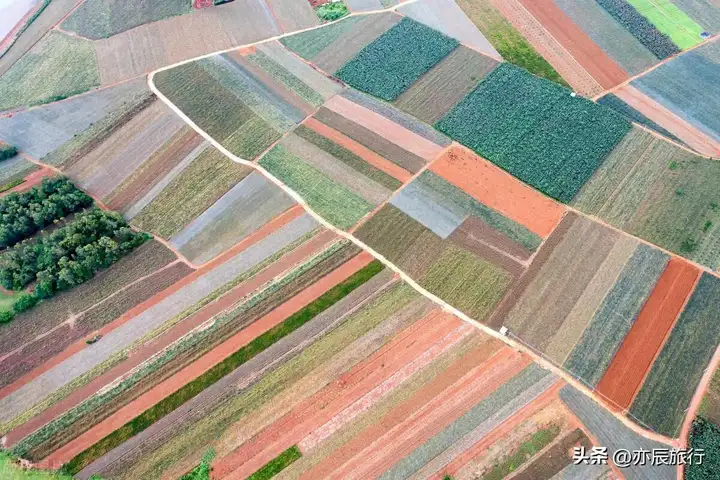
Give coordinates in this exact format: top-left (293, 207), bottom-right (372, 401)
top-left (453, 0), bottom-right (567, 86)
top-left (572, 127), bottom-right (720, 270)
top-left (436, 64), bottom-right (631, 203)
top-left (515, 0), bottom-right (630, 89)
top-left (0, 214), bottom-right (319, 425)
top-left (597, 258), bottom-right (700, 410)
top-left (630, 273), bottom-right (720, 436)
top-left (553, 0), bottom-right (659, 76)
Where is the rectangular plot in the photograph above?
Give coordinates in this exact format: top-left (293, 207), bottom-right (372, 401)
top-left (563, 244), bottom-right (669, 388)
top-left (265, 0), bottom-right (318, 32)
top-left (336, 17), bottom-right (459, 101)
top-left (393, 46), bottom-right (498, 124)
top-left (626, 0), bottom-right (705, 49)
top-left (171, 171), bottom-right (295, 264)
top-left (630, 273), bottom-right (720, 436)
top-left (390, 182), bottom-right (467, 239)
top-left (505, 218), bottom-right (618, 348)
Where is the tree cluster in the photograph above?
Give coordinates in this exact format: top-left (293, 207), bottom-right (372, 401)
top-left (0, 143), bottom-right (18, 161)
top-left (0, 176), bottom-right (93, 248)
top-left (0, 208), bottom-right (149, 299)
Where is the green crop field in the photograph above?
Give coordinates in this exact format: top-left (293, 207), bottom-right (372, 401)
top-left (0, 31), bottom-right (99, 111)
top-left (420, 244), bottom-right (512, 321)
top-left (437, 64), bottom-right (631, 203)
top-left (336, 18), bottom-right (458, 101)
top-left (259, 145), bottom-right (374, 230)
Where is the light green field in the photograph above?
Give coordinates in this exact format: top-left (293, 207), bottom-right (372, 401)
top-left (626, 0), bottom-right (705, 49)
top-left (0, 31), bottom-right (99, 111)
top-left (0, 453), bottom-right (71, 479)
top-left (0, 290), bottom-right (16, 312)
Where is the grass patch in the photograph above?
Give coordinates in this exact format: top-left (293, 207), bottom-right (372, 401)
top-left (0, 31), bottom-right (99, 111)
top-left (259, 145), bottom-right (374, 229)
top-left (0, 452), bottom-right (72, 479)
top-left (482, 425), bottom-right (561, 480)
top-left (454, 0), bottom-right (567, 86)
top-left (248, 446), bottom-right (301, 480)
top-left (336, 18), bottom-right (458, 101)
top-left (437, 64), bottom-right (630, 203)
top-left (180, 449), bottom-right (215, 480)
top-left (421, 244), bottom-right (512, 321)
top-left (0, 179), bottom-right (24, 193)
top-left (61, 259), bottom-right (385, 474)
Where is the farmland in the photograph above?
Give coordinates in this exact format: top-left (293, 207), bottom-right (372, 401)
top-left (4, 3), bottom-right (720, 479)
top-left (61, 0), bottom-right (191, 40)
top-left (336, 18), bottom-right (459, 101)
top-left (0, 31), bottom-right (99, 111)
top-left (436, 64), bottom-right (631, 202)
top-left (630, 273), bottom-right (720, 436)
top-left (453, 0), bottom-right (567, 85)
top-left (573, 127), bottom-right (720, 270)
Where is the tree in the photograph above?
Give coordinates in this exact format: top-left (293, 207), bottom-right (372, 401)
top-left (0, 310), bottom-right (14, 323)
top-left (13, 292), bottom-right (39, 313)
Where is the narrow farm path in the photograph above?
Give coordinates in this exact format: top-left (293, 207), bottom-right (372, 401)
top-left (148, 62), bottom-right (685, 448)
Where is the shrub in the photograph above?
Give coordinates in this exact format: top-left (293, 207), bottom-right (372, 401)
top-left (0, 310), bottom-right (14, 323)
top-left (12, 292), bottom-right (39, 313)
top-left (0, 208), bottom-right (150, 296)
top-left (0, 176), bottom-right (93, 248)
top-left (687, 417), bottom-right (720, 480)
top-left (596, 0), bottom-right (680, 59)
top-left (336, 18), bottom-right (459, 101)
top-left (315, 2), bottom-right (348, 22)
top-left (0, 143), bottom-right (18, 161)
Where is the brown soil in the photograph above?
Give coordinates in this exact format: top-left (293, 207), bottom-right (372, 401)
top-left (512, 427), bottom-right (592, 480)
top-left (429, 147), bottom-right (566, 238)
top-left (303, 117), bottom-right (413, 183)
top-left (37, 250), bottom-right (375, 468)
top-left (615, 85), bottom-right (720, 157)
top-left (301, 346), bottom-right (526, 479)
top-left (211, 311), bottom-right (466, 479)
top-left (0, 167), bottom-right (53, 197)
top-left (596, 258), bottom-right (700, 410)
top-left (516, 0), bottom-right (628, 89)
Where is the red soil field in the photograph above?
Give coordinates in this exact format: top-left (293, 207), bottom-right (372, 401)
top-left (322, 351), bottom-right (532, 480)
top-left (595, 258), bottom-right (701, 410)
top-left (212, 311), bottom-right (468, 479)
top-left (614, 85), bottom-right (720, 157)
top-left (487, 0), bottom-right (603, 96)
top-left (38, 250), bottom-right (375, 468)
top-left (430, 147), bottom-right (566, 238)
top-left (303, 117), bottom-right (413, 183)
top-left (301, 347), bottom-right (530, 479)
top-left (5, 228), bottom-right (337, 447)
top-left (0, 206), bottom-right (308, 401)
top-left (193, 0), bottom-right (214, 8)
top-left (435, 381), bottom-right (564, 479)
top-left (323, 96), bottom-right (444, 161)
top-left (1, 167), bottom-right (53, 197)
top-left (516, 0), bottom-right (628, 89)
